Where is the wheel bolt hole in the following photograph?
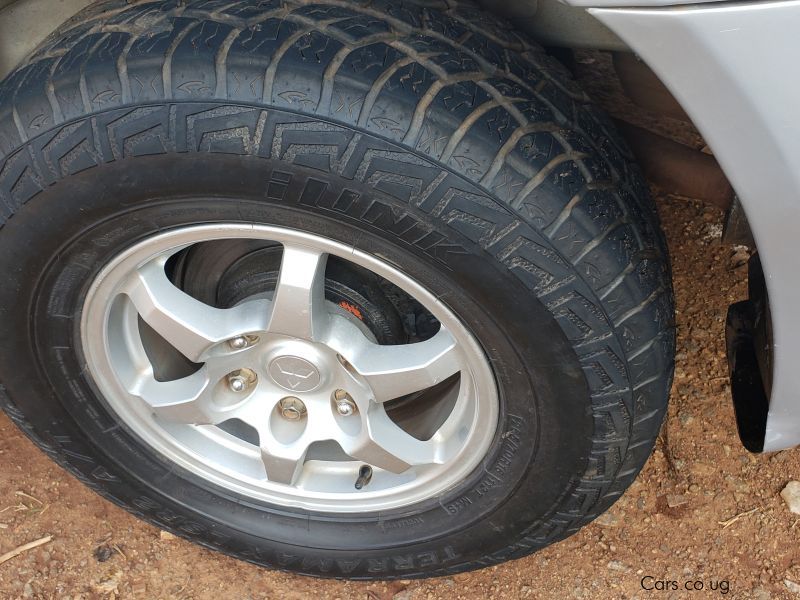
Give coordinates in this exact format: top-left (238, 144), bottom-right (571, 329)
top-left (332, 389), bottom-right (357, 416)
top-left (278, 396), bottom-right (307, 421)
top-left (227, 334), bottom-right (260, 351)
top-left (271, 397), bottom-right (307, 443)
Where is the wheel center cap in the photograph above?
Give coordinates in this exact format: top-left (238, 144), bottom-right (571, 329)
top-left (268, 355), bottom-right (321, 392)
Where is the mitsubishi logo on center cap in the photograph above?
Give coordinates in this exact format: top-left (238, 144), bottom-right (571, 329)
top-left (268, 356), bottom-right (321, 392)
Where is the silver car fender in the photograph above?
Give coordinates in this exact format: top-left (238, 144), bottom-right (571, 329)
top-left (580, 0), bottom-right (800, 451)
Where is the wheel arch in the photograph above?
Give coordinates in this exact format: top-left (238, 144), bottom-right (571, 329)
top-left (592, 0), bottom-right (800, 452)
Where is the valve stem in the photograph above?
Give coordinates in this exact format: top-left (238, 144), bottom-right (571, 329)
top-left (354, 465), bottom-right (373, 490)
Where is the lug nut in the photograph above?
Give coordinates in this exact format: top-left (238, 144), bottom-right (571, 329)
top-left (229, 376), bottom-right (247, 392)
top-left (336, 400), bottom-right (355, 416)
top-left (229, 336), bottom-right (248, 350)
top-left (333, 389), bottom-right (357, 416)
top-left (226, 368), bottom-right (257, 393)
top-left (279, 397), bottom-right (307, 421)
top-left (228, 335), bottom-right (258, 350)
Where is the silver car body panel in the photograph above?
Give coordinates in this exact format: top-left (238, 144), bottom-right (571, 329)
top-left (589, 0), bottom-right (800, 451)
top-left (480, 0), bottom-right (628, 50)
top-left (564, 0), bottom-right (729, 6)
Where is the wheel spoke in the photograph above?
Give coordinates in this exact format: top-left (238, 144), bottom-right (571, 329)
top-left (267, 244), bottom-right (328, 341)
top-left (341, 405), bottom-right (439, 473)
top-left (329, 323), bottom-right (461, 402)
top-left (258, 433), bottom-right (309, 485)
top-left (126, 258), bottom-right (269, 362)
top-left (134, 368), bottom-right (223, 425)
top-left (231, 400), bottom-right (311, 486)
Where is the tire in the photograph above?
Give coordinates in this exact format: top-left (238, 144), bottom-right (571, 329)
top-left (0, 0), bottom-right (675, 579)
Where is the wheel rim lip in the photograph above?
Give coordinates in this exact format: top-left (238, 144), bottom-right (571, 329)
top-left (80, 223), bottom-right (499, 513)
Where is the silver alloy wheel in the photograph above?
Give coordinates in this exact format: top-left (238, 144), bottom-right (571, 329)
top-left (80, 224), bottom-right (499, 512)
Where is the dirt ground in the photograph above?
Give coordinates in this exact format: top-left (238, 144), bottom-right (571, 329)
top-left (2, 49), bottom-right (800, 598)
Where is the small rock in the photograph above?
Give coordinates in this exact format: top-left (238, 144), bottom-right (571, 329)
top-left (594, 512), bottom-right (620, 527)
top-left (22, 582), bottom-right (34, 598)
top-left (93, 544), bottom-right (114, 563)
top-left (607, 561), bottom-right (631, 573)
top-left (92, 569), bottom-right (123, 594)
top-left (131, 581), bottom-right (147, 595)
top-left (752, 587), bottom-right (772, 600)
top-left (666, 494), bottom-right (688, 508)
top-left (159, 530), bottom-right (177, 541)
top-left (785, 580), bottom-right (800, 595)
top-left (780, 481), bottom-right (800, 515)
top-left (730, 245), bottom-right (750, 269)
top-left (393, 590), bottom-right (413, 600)
top-left (771, 451), bottom-right (791, 464)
